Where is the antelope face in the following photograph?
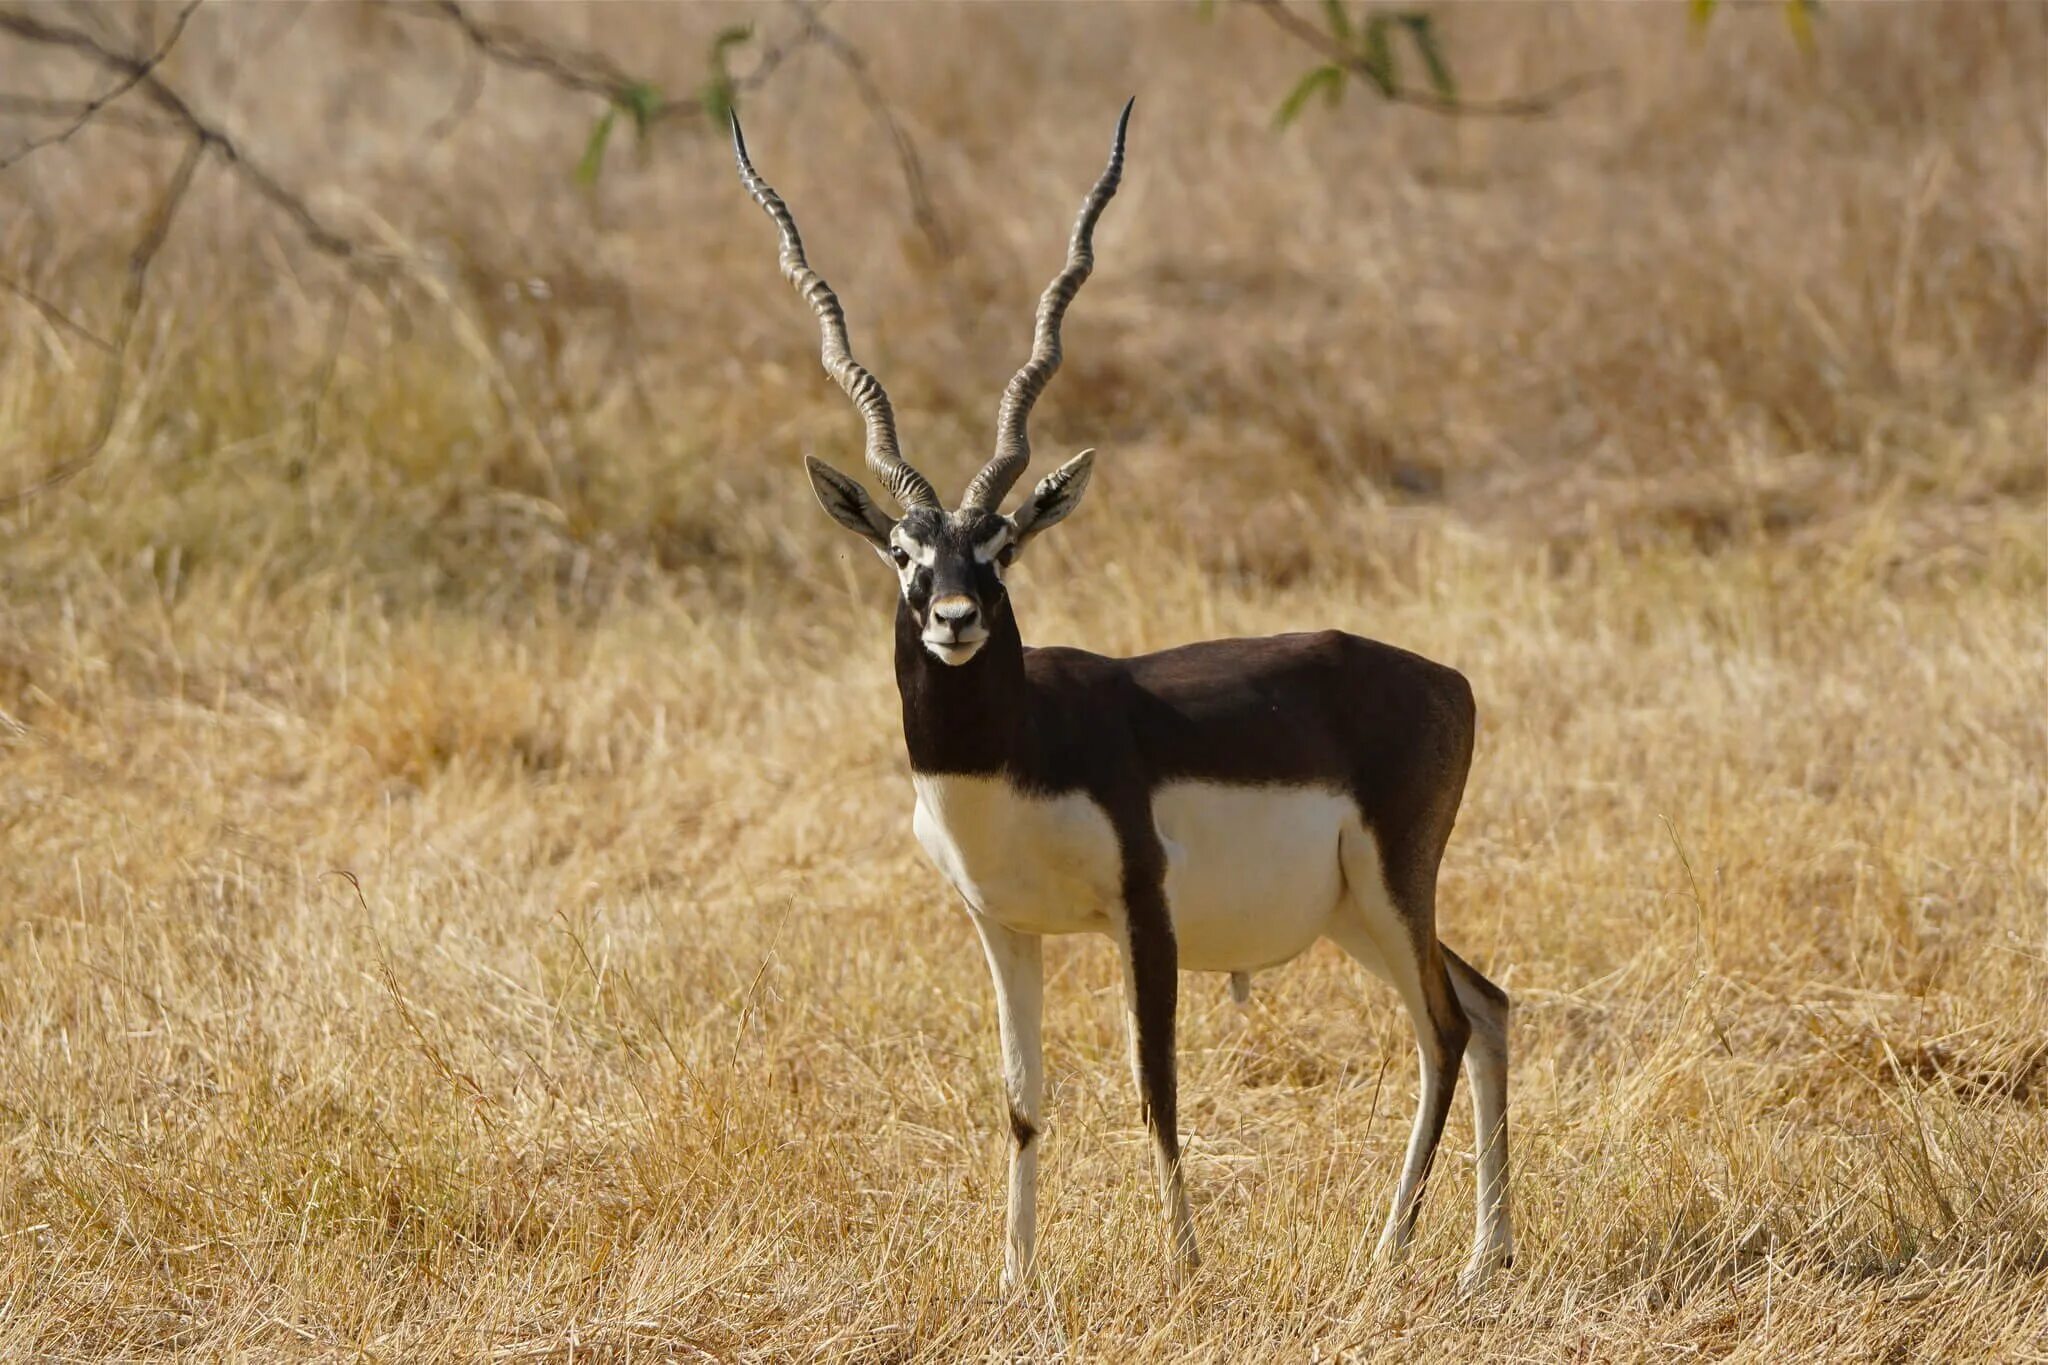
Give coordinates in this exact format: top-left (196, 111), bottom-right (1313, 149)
top-left (805, 450), bottom-right (1096, 667)
top-left (886, 507), bottom-right (1013, 664)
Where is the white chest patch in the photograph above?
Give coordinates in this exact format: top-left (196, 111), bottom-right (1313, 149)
top-left (910, 775), bottom-right (1359, 972)
top-left (911, 774), bottom-right (1122, 935)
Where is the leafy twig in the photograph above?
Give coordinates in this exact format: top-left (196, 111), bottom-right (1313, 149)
top-left (391, 0), bottom-right (953, 259)
top-left (1247, 0), bottom-right (1616, 121)
top-left (388, 0), bottom-right (801, 127)
top-left (0, 0), bottom-right (952, 508)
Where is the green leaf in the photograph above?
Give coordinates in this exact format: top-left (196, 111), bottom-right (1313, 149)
top-left (1360, 15), bottom-right (1396, 96)
top-left (699, 74), bottom-right (736, 127)
top-left (1689, 0), bottom-right (1718, 32)
top-left (617, 81), bottom-right (661, 137)
top-left (1275, 63), bottom-right (1345, 128)
top-left (576, 106), bottom-right (617, 185)
top-left (710, 24), bottom-right (753, 61)
top-left (698, 24), bottom-right (752, 129)
top-left (1398, 13), bottom-right (1455, 100)
top-left (1320, 0), bottom-right (1352, 44)
top-left (1783, 0), bottom-right (1818, 56)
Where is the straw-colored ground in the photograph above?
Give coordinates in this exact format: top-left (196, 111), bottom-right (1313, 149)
top-left (2, 2), bottom-right (2044, 1359)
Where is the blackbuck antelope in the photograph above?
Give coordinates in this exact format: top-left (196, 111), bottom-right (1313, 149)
top-left (732, 103), bottom-right (1513, 1291)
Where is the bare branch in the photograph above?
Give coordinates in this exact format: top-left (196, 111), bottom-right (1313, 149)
top-left (0, 91), bottom-right (182, 137)
top-left (0, 271), bottom-right (115, 353)
top-left (1244, 0), bottom-right (1616, 120)
top-left (0, 135), bottom-right (204, 510)
top-left (0, 0), bottom-right (200, 171)
top-left (0, 5), bottom-right (404, 509)
top-left (300, 284), bottom-right (357, 449)
top-left (397, 0), bottom-right (630, 104)
top-left (419, 29), bottom-right (486, 145)
top-left (0, 7), bottom-right (386, 271)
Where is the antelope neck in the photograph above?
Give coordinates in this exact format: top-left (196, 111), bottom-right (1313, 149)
top-left (895, 597), bottom-right (1032, 778)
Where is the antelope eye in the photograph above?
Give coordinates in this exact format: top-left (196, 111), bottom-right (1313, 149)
top-left (997, 545), bottom-right (1018, 568)
top-left (890, 547), bottom-right (911, 568)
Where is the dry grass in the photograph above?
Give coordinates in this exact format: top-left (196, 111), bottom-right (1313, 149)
top-left (2, 2), bottom-right (2045, 1359)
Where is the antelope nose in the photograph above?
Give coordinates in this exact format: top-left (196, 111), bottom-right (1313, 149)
top-left (931, 595), bottom-right (979, 634)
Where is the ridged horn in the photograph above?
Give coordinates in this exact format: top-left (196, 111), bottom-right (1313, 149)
top-left (961, 97), bottom-right (1132, 514)
top-left (731, 113), bottom-right (939, 511)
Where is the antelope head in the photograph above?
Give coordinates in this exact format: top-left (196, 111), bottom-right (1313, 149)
top-left (732, 102), bottom-right (1131, 665)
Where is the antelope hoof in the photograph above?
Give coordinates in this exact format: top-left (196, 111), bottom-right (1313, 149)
top-left (1000, 1253), bottom-right (1036, 1298)
top-left (1458, 1243), bottom-right (1514, 1294)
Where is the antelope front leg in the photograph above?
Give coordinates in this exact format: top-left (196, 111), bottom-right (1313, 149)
top-left (1118, 867), bottom-right (1198, 1273)
top-left (967, 909), bottom-right (1044, 1292)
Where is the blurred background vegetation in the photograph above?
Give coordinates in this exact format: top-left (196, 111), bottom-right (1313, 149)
top-left (3, 1), bottom-right (2038, 609)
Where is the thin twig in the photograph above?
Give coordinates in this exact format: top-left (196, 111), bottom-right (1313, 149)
top-left (0, 135), bottom-right (203, 510)
top-left (386, 0), bottom-right (950, 257)
top-left (0, 8), bottom-right (383, 269)
top-left (398, 0), bottom-right (630, 103)
top-left (0, 0), bottom-right (949, 511)
top-left (0, 92), bottom-right (181, 137)
top-left (794, 2), bottom-right (952, 260)
top-left (1245, 0), bottom-right (1616, 119)
top-left (300, 283), bottom-right (357, 449)
top-left (0, 0), bottom-right (201, 171)
top-left (0, 270), bottom-right (114, 352)
top-left (419, 28), bottom-right (486, 145)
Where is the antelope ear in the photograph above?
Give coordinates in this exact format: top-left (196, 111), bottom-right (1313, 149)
top-left (804, 456), bottom-right (895, 551)
top-left (1010, 449), bottom-right (1095, 547)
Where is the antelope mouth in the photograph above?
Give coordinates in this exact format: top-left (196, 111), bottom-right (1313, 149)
top-left (922, 632), bottom-right (988, 666)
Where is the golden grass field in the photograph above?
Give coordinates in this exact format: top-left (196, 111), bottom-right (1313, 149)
top-left (2, 1), bottom-right (2044, 1358)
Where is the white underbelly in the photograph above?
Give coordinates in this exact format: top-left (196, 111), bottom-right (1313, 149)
top-left (1155, 783), bottom-right (1350, 971)
top-left (910, 775), bottom-right (1352, 972)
